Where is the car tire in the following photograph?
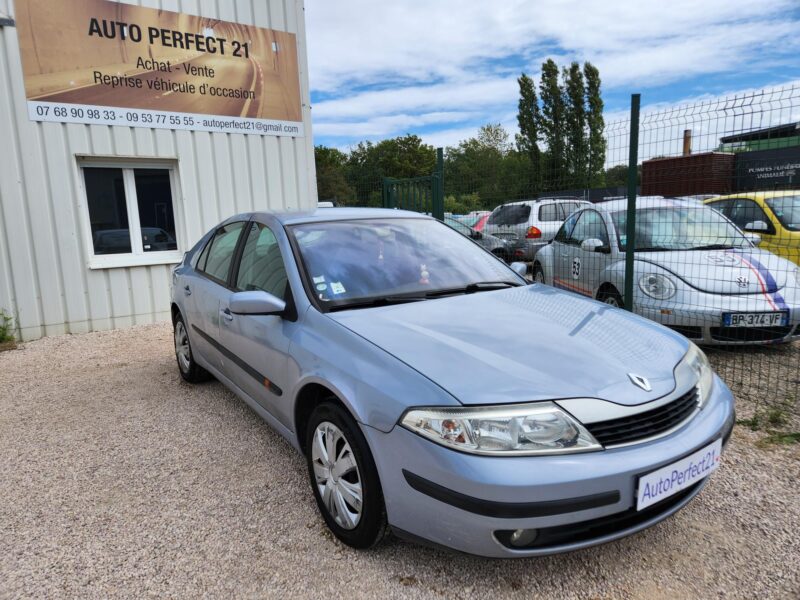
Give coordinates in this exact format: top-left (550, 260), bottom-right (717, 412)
top-left (305, 401), bottom-right (388, 549)
top-left (532, 262), bottom-right (546, 284)
top-left (597, 286), bottom-right (624, 308)
top-left (173, 313), bottom-right (211, 383)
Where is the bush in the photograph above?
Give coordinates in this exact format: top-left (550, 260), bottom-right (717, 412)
top-left (0, 309), bottom-right (15, 345)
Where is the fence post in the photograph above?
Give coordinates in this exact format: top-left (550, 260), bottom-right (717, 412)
top-left (382, 177), bottom-right (392, 209)
top-left (623, 94), bottom-right (640, 311)
top-left (432, 147), bottom-right (444, 220)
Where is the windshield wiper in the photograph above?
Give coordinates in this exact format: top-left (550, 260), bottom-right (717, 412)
top-left (327, 294), bottom-right (429, 312)
top-left (424, 280), bottom-right (523, 298)
top-left (634, 246), bottom-right (676, 252)
top-left (689, 244), bottom-right (737, 250)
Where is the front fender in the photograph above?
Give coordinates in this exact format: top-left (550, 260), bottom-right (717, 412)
top-left (288, 308), bottom-right (460, 433)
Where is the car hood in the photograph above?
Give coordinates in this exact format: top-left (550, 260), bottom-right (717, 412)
top-left (636, 248), bottom-right (790, 294)
top-left (328, 285), bottom-right (688, 406)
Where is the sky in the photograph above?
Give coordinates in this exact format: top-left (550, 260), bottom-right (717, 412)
top-left (304, 0), bottom-right (800, 155)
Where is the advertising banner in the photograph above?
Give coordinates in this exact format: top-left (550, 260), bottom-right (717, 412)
top-left (15, 0), bottom-right (304, 136)
top-left (735, 147), bottom-right (800, 191)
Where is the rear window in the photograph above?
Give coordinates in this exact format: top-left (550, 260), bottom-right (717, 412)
top-left (538, 204), bottom-right (560, 221)
top-left (488, 204), bottom-right (531, 226)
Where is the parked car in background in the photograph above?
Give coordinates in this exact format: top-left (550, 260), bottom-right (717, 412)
top-left (533, 197), bottom-right (800, 345)
top-left (472, 212), bottom-right (491, 231)
top-left (457, 210), bottom-right (491, 228)
top-left (484, 198), bottom-right (590, 261)
top-left (171, 207), bottom-right (734, 557)
top-left (444, 216), bottom-right (511, 262)
top-left (705, 191), bottom-right (800, 266)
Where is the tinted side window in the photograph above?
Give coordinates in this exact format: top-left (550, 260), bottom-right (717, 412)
top-left (554, 211), bottom-right (580, 243)
top-left (569, 211), bottom-right (609, 245)
top-left (706, 199), bottom-right (733, 217)
top-left (235, 223), bottom-right (289, 299)
top-left (539, 204), bottom-right (560, 222)
top-left (199, 221), bottom-right (246, 283)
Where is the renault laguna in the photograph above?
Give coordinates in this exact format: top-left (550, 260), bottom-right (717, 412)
top-left (171, 208), bottom-right (735, 557)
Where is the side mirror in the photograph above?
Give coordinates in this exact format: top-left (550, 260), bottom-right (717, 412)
top-left (744, 220), bottom-right (769, 233)
top-left (580, 238), bottom-right (605, 252)
top-left (744, 232), bottom-right (762, 246)
top-left (229, 290), bottom-right (286, 316)
top-left (510, 262), bottom-right (528, 277)
top-left (471, 230), bottom-right (483, 240)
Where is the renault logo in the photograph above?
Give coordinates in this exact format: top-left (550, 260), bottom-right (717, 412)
top-left (628, 373), bottom-right (652, 391)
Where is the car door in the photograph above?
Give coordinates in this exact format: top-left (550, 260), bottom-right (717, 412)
top-left (552, 209), bottom-right (582, 286)
top-left (218, 221), bottom-right (296, 428)
top-left (567, 210), bottom-right (611, 298)
top-left (728, 198), bottom-right (779, 252)
top-left (189, 220), bottom-right (247, 371)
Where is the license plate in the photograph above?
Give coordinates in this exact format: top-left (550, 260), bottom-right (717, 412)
top-left (636, 439), bottom-right (722, 511)
top-left (722, 311), bottom-right (788, 327)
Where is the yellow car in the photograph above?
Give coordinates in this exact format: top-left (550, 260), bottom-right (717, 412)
top-left (705, 191), bottom-right (800, 266)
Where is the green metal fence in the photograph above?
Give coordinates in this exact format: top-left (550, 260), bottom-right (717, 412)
top-left (381, 148), bottom-right (445, 220)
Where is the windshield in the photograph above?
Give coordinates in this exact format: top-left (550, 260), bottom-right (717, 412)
top-left (766, 195), bottom-right (800, 231)
top-left (611, 205), bottom-right (751, 251)
top-left (289, 218), bottom-right (521, 309)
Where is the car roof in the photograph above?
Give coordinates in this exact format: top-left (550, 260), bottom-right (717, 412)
top-left (496, 197), bottom-right (588, 207)
top-left (249, 207), bottom-right (431, 226)
top-left (593, 197), bottom-right (701, 213)
top-left (707, 190), bottom-right (800, 201)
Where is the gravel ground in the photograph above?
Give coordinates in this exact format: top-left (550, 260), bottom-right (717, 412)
top-left (1, 324), bottom-right (799, 599)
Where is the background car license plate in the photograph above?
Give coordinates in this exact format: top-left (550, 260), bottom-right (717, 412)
top-left (636, 439), bottom-right (722, 511)
top-left (722, 311), bottom-right (788, 327)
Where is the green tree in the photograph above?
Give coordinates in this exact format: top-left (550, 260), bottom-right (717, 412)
top-left (515, 72), bottom-right (541, 192)
top-left (563, 62), bottom-right (587, 187)
top-left (345, 134), bottom-right (436, 205)
top-left (477, 123), bottom-right (511, 154)
top-left (605, 164), bottom-right (640, 187)
top-left (314, 146), bottom-right (354, 203)
top-left (584, 62), bottom-right (606, 187)
top-left (539, 59), bottom-right (566, 190)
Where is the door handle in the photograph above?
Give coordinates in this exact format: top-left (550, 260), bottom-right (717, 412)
top-left (183, 285), bottom-right (191, 296)
top-left (220, 307), bottom-right (234, 322)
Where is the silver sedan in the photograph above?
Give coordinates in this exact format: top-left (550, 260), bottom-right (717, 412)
top-left (171, 208), bottom-right (734, 557)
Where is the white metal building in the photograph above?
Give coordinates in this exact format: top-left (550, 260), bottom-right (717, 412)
top-left (0, 0), bottom-right (316, 341)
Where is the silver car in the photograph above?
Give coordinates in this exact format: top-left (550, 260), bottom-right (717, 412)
top-left (484, 198), bottom-right (590, 261)
top-left (533, 198), bottom-right (800, 344)
top-left (444, 215), bottom-right (511, 262)
top-left (171, 208), bottom-right (734, 557)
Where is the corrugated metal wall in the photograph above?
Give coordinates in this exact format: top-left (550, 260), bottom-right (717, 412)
top-left (0, 0), bottom-right (316, 341)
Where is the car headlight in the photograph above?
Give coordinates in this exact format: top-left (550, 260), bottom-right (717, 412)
top-left (680, 343), bottom-right (714, 407)
top-left (638, 273), bottom-right (677, 300)
top-left (400, 402), bottom-right (602, 455)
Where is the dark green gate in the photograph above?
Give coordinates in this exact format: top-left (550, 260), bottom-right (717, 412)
top-left (381, 148), bottom-right (445, 220)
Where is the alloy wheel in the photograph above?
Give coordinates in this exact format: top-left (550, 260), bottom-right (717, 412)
top-left (311, 421), bottom-right (363, 530)
top-left (174, 321), bottom-right (191, 372)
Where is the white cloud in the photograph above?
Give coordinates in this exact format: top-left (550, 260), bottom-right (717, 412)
top-left (305, 0), bottom-right (800, 146)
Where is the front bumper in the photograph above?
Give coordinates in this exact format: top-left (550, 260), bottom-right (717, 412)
top-left (636, 291), bottom-right (800, 345)
top-left (363, 375), bottom-right (735, 558)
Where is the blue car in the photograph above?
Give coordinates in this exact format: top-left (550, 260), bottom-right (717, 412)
top-left (171, 208), bottom-right (735, 557)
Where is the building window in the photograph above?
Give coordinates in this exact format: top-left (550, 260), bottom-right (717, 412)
top-left (80, 161), bottom-right (181, 269)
